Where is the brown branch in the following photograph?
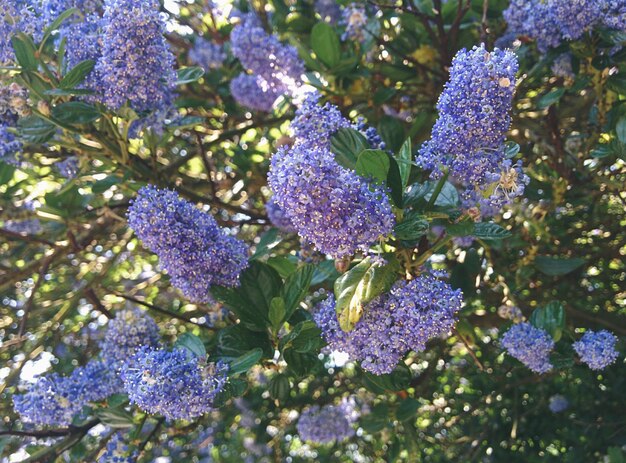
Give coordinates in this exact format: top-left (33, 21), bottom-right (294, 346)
top-left (0, 227), bottom-right (56, 246)
top-left (453, 328), bottom-right (484, 371)
top-left (84, 288), bottom-right (114, 319)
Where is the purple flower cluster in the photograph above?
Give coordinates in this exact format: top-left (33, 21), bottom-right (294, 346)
top-left (13, 360), bottom-right (120, 426)
top-left (100, 308), bottom-right (161, 366)
top-left (96, 0), bottom-right (176, 113)
top-left (500, 322), bottom-right (554, 374)
top-left (290, 92), bottom-right (352, 149)
top-left (230, 73), bottom-right (280, 112)
top-left (551, 54), bottom-right (575, 79)
top-left (266, 196), bottom-right (296, 232)
top-left (269, 144), bottom-right (394, 258)
top-left (0, 1), bottom-right (40, 64)
top-left (189, 38), bottom-right (226, 71)
top-left (548, 394), bottom-right (569, 413)
top-left (120, 347), bottom-right (228, 420)
top-left (297, 402), bottom-right (356, 444)
top-left (127, 186), bottom-right (249, 302)
top-left (230, 14), bottom-right (304, 98)
top-left (572, 330), bottom-right (619, 370)
top-left (98, 432), bottom-right (137, 463)
top-left (341, 3), bottom-right (377, 43)
top-left (61, 14), bottom-right (103, 97)
top-left (56, 157), bottom-right (80, 178)
top-left (315, 0), bottom-right (342, 24)
top-left (416, 45), bottom-right (528, 216)
top-left (503, 0), bottom-right (626, 51)
top-left (0, 123), bottom-right (22, 165)
top-left (315, 274), bottom-right (462, 374)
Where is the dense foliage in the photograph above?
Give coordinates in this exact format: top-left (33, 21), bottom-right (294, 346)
top-left (1, 0), bottom-right (625, 461)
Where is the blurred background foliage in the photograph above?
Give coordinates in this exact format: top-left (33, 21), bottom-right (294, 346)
top-left (1, 0), bottom-right (625, 461)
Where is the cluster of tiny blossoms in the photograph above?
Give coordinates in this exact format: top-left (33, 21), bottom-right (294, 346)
top-left (315, 274), bottom-right (462, 374)
top-left (0, 1), bottom-right (40, 64)
top-left (572, 330), bottom-right (620, 370)
top-left (127, 185), bottom-right (249, 302)
top-left (549, 394), bottom-right (569, 413)
top-left (96, 0), bottom-right (176, 113)
top-left (268, 92), bottom-right (395, 257)
top-left (500, 322), bottom-right (555, 374)
top-left (503, 0), bottom-right (626, 51)
top-left (188, 37), bottom-right (226, 71)
top-left (229, 73), bottom-right (281, 112)
top-left (416, 45), bottom-right (527, 216)
top-left (296, 401), bottom-right (357, 444)
top-left (13, 361), bottom-right (120, 426)
top-left (265, 197), bottom-right (296, 233)
top-left (0, 82), bottom-right (28, 165)
top-left (230, 13), bottom-right (304, 103)
top-left (100, 308), bottom-right (161, 366)
top-left (120, 347), bottom-right (228, 420)
top-left (98, 432), bottom-right (138, 463)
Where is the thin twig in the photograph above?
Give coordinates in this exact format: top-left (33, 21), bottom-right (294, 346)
top-left (453, 328), bottom-right (484, 371)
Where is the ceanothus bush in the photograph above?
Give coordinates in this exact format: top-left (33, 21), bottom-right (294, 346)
top-left (1, 0), bottom-right (624, 461)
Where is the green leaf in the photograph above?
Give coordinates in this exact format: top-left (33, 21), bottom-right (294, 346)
top-left (311, 259), bottom-right (339, 285)
top-left (280, 320), bottom-right (323, 353)
top-left (269, 374), bottom-right (290, 401)
top-left (361, 365), bottom-right (411, 393)
top-left (280, 264), bottom-right (314, 321)
top-left (423, 181), bottom-right (460, 208)
top-left (216, 325), bottom-right (273, 359)
top-left (95, 408), bottom-right (134, 428)
top-left (446, 219), bottom-right (475, 237)
top-left (530, 301), bottom-right (566, 341)
top-left (396, 138), bottom-right (412, 190)
top-left (107, 394), bottom-right (129, 408)
top-left (240, 261), bottom-right (283, 316)
top-left (394, 212), bottom-right (429, 241)
top-left (269, 297), bottom-right (286, 331)
top-left (18, 116), bottom-right (56, 143)
top-left (378, 116), bottom-right (405, 153)
top-left (473, 222), bottom-right (512, 240)
top-left (41, 8), bottom-right (78, 43)
top-left (534, 256), bottom-right (585, 276)
top-left (59, 60), bottom-right (95, 89)
top-left (537, 88), bottom-right (565, 109)
top-left (331, 128), bottom-right (368, 170)
top-left (283, 349), bottom-right (318, 377)
top-left (44, 185), bottom-right (89, 216)
top-left (52, 101), bottom-right (101, 125)
top-left (251, 227), bottom-right (281, 259)
top-left (11, 34), bottom-right (38, 71)
top-left (310, 22), bottom-right (341, 68)
top-left (616, 117), bottom-right (626, 143)
top-left (504, 141), bottom-right (520, 159)
top-left (355, 149), bottom-right (390, 184)
top-left (229, 348), bottom-right (263, 375)
top-left (175, 333), bottom-right (207, 358)
top-left (386, 156), bottom-right (404, 206)
top-left (0, 162), bottom-right (16, 185)
top-left (334, 259), bottom-right (372, 331)
top-left (396, 398), bottom-right (419, 422)
top-left (176, 66), bottom-right (205, 85)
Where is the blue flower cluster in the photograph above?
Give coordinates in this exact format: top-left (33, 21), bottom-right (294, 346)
top-left (189, 38), bottom-right (226, 71)
top-left (340, 3), bottom-right (379, 44)
top-left (13, 360), bottom-right (120, 426)
top-left (315, 274), bottom-right (462, 374)
top-left (56, 157), bottom-right (80, 178)
top-left (269, 144), bottom-right (395, 258)
top-left (229, 73), bottom-right (280, 112)
top-left (230, 14), bottom-right (304, 100)
top-left (416, 45), bottom-right (527, 216)
top-left (548, 394), bottom-right (569, 413)
top-left (572, 330), bottom-right (619, 370)
top-left (120, 347), bottom-right (228, 420)
top-left (0, 123), bottom-right (22, 165)
top-left (96, 0), bottom-right (176, 113)
top-left (98, 432), bottom-right (138, 463)
top-left (100, 308), bottom-right (161, 366)
top-left (503, 0), bottom-right (626, 51)
top-left (296, 402), bottom-right (356, 444)
top-left (266, 196), bottom-right (296, 233)
top-left (127, 185), bottom-right (249, 302)
top-left (268, 93), bottom-right (395, 257)
top-left (315, 0), bottom-right (342, 24)
top-left (0, 1), bottom-right (40, 64)
top-left (500, 322), bottom-right (555, 374)
top-left (0, 83), bottom-right (28, 165)
top-left (61, 14), bottom-right (103, 98)
top-left (552, 54), bottom-right (575, 79)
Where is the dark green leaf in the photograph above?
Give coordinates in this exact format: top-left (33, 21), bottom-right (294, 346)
top-left (362, 365), bottom-right (411, 393)
top-left (18, 116), bottom-right (56, 144)
top-left (11, 34), bottom-right (37, 71)
top-left (616, 117), bottom-right (626, 143)
top-left (240, 261), bottom-right (282, 316)
top-left (251, 227), bottom-right (281, 259)
top-left (269, 374), bottom-right (290, 401)
top-left (59, 60), bottom-right (95, 89)
top-left (394, 212), bottom-right (429, 241)
top-left (229, 348), bottom-right (263, 375)
top-left (504, 141), bottom-right (520, 159)
top-left (331, 128), bottom-right (368, 170)
top-left (216, 325), bottom-right (273, 359)
top-left (537, 88), bottom-right (565, 109)
top-left (378, 116), bottom-right (405, 153)
top-left (280, 264), bottom-right (314, 321)
top-left (175, 333), bottom-right (207, 358)
top-left (95, 408), bottom-right (134, 428)
top-left (310, 22), bottom-right (341, 68)
top-left (52, 101), bottom-right (101, 125)
top-left (534, 256), bottom-right (586, 276)
top-left (473, 222), bottom-right (512, 240)
top-left (355, 149), bottom-right (390, 184)
top-left (530, 301), bottom-right (566, 341)
top-left (396, 398), bottom-right (419, 422)
top-left (396, 138), bottom-right (412, 190)
top-left (176, 66), bottom-right (205, 85)
top-left (386, 156), bottom-right (404, 206)
top-left (0, 162), bottom-right (16, 185)
top-left (107, 394), bottom-right (129, 408)
top-left (280, 320), bottom-right (323, 353)
top-left (446, 219), bottom-right (475, 237)
top-left (269, 297), bottom-right (286, 331)
top-left (42, 8), bottom-right (78, 40)
top-left (423, 181), bottom-right (460, 208)
top-left (284, 349), bottom-right (318, 377)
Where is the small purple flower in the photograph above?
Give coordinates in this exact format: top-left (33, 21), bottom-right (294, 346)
top-left (297, 402), bottom-right (356, 444)
top-left (548, 394), bottom-right (569, 413)
top-left (189, 38), bottom-right (226, 70)
top-left (501, 322), bottom-right (554, 374)
top-left (100, 308), bottom-right (161, 366)
top-left (230, 73), bottom-right (280, 112)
